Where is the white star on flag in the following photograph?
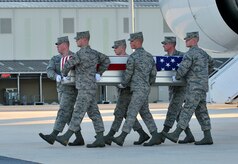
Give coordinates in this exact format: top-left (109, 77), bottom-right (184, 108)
top-left (155, 56), bottom-right (183, 71)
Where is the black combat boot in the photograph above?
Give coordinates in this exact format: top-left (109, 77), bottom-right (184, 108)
top-left (134, 128), bottom-right (150, 145)
top-left (87, 132), bottom-right (105, 148)
top-left (55, 129), bottom-right (74, 146)
top-left (39, 130), bottom-right (59, 145)
top-left (143, 131), bottom-right (162, 146)
top-left (162, 127), bottom-right (183, 143)
top-left (161, 126), bottom-right (171, 143)
top-left (68, 130), bottom-right (85, 146)
top-left (178, 127), bottom-right (195, 144)
top-left (194, 130), bottom-right (213, 145)
top-left (103, 129), bottom-right (116, 145)
top-left (112, 131), bottom-right (128, 146)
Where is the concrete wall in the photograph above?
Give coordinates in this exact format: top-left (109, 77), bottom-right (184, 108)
top-left (0, 8), bottom-right (187, 60)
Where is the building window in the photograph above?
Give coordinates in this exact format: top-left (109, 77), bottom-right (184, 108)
top-left (123, 17), bottom-right (129, 33)
top-left (63, 18), bottom-right (74, 33)
top-left (163, 19), bottom-right (172, 33)
top-left (0, 18), bottom-right (12, 34)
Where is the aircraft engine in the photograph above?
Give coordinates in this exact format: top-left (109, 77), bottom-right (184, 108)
top-left (159, 0), bottom-right (238, 53)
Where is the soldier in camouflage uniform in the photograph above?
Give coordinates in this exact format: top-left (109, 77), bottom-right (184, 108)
top-left (46, 36), bottom-right (72, 102)
top-left (39, 36), bottom-right (84, 146)
top-left (55, 31), bottom-right (110, 148)
top-left (163, 32), bottom-right (214, 145)
top-left (112, 32), bottom-right (162, 146)
top-left (104, 39), bottom-right (150, 146)
top-left (160, 36), bottom-right (195, 144)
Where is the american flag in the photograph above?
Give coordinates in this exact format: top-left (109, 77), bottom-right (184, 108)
top-left (155, 56), bottom-right (183, 71)
top-left (60, 55), bottom-right (72, 71)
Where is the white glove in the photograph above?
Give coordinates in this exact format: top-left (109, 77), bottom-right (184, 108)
top-left (172, 76), bottom-right (179, 82)
top-left (95, 73), bottom-right (101, 82)
top-left (56, 74), bottom-right (62, 82)
top-left (117, 84), bottom-right (126, 89)
top-left (62, 76), bottom-right (70, 81)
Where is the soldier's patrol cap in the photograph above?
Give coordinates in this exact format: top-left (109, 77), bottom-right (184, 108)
top-left (74, 31), bottom-right (90, 40)
top-left (184, 31), bottom-right (199, 40)
top-left (128, 32), bottom-right (143, 41)
top-left (112, 39), bottom-right (126, 48)
top-left (55, 36), bottom-right (69, 45)
top-left (161, 36), bottom-right (176, 44)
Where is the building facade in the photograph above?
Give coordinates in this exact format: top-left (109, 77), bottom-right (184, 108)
top-left (0, 0), bottom-right (187, 104)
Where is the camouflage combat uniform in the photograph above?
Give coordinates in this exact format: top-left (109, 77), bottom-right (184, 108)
top-left (112, 87), bottom-right (144, 132)
top-left (164, 50), bottom-right (186, 128)
top-left (111, 50), bottom-right (143, 132)
top-left (46, 50), bottom-right (75, 102)
top-left (175, 45), bottom-right (214, 131)
top-left (120, 47), bottom-right (158, 134)
top-left (46, 51), bottom-right (78, 132)
top-left (112, 82), bottom-right (144, 132)
top-left (62, 45), bottom-right (110, 133)
top-left (47, 54), bottom-right (64, 102)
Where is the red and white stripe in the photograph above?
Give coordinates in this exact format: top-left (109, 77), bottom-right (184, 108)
top-left (107, 56), bottom-right (127, 70)
top-left (60, 55), bottom-right (72, 71)
top-left (97, 56), bottom-right (128, 71)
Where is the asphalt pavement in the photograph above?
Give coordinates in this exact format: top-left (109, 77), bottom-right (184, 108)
top-left (0, 103), bottom-right (237, 164)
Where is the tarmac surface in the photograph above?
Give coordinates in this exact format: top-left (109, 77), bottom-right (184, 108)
top-left (0, 103), bottom-right (238, 164)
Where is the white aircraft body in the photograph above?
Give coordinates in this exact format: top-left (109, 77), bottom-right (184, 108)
top-left (159, 0), bottom-right (238, 103)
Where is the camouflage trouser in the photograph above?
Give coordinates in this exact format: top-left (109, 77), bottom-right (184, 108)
top-left (53, 90), bottom-right (78, 132)
top-left (111, 87), bottom-right (143, 132)
top-left (177, 90), bottom-right (211, 131)
top-left (69, 89), bottom-right (105, 133)
top-left (57, 83), bottom-right (63, 103)
top-left (57, 91), bottom-right (63, 103)
top-left (164, 86), bottom-right (186, 128)
top-left (122, 89), bottom-right (157, 134)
